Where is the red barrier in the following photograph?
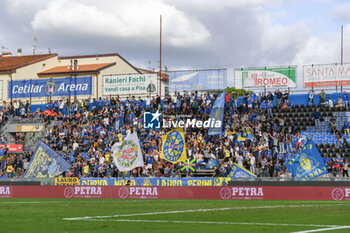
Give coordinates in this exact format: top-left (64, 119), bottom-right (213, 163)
top-left (0, 186), bottom-right (350, 201)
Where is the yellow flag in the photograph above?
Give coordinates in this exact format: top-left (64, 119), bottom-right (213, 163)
top-left (160, 127), bottom-right (187, 163)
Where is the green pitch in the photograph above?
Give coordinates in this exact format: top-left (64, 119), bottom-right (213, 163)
top-left (0, 199), bottom-right (349, 233)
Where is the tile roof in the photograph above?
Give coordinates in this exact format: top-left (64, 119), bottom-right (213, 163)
top-left (0, 54), bottom-right (57, 73)
top-left (59, 53), bottom-right (141, 74)
top-left (38, 63), bottom-right (116, 76)
top-left (138, 68), bottom-right (169, 80)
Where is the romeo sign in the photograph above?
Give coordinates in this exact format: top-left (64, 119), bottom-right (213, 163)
top-left (235, 66), bottom-right (296, 89)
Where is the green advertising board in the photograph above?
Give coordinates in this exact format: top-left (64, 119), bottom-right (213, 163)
top-left (103, 74), bottom-right (157, 95)
top-left (235, 66), bottom-right (296, 88)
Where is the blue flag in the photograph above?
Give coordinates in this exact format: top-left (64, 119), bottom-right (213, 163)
top-left (22, 141), bottom-right (71, 178)
top-left (286, 140), bottom-right (327, 180)
top-left (208, 91), bottom-right (225, 136)
top-left (228, 163), bottom-right (256, 178)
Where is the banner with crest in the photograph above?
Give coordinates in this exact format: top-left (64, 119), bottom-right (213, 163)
top-left (112, 133), bottom-right (144, 172)
top-left (22, 141), bottom-right (71, 178)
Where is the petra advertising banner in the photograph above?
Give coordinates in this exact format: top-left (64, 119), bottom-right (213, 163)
top-left (1, 186), bottom-right (350, 201)
top-left (9, 77), bottom-right (92, 99)
top-left (235, 66), bottom-right (296, 89)
top-left (169, 69), bottom-right (226, 91)
top-left (103, 74), bottom-right (157, 95)
top-left (304, 63), bottom-right (350, 87)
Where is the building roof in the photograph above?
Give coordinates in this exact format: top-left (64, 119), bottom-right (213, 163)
top-left (0, 54), bottom-right (57, 74)
top-left (38, 63), bottom-right (116, 76)
top-left (59, 53), bottom-right (141, 74)
top-left (138, 68), bottom-right (168, 80)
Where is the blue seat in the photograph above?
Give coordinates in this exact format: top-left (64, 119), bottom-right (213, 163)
top-left (321, 139), bottom-right (328, 144)
top-left (315, 139), bottom-right (321, 144)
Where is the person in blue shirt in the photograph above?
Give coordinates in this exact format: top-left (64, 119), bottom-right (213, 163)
top-left (260, 100), bottom-right (267, 114)
top-left (312, 108), bottom-right (321, 129)
top-left (342, 91), bottom-right (349, 110)
top-left (344, 117), bottom-right (350, 136)
top-left (267, 100), bottom-right (273, 118)
top-left (336, 153), bottom-right (344, 164)
top-left (146, 154), bottom-right (153, 170)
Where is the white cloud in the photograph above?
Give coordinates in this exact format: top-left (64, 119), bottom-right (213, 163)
top-left (31, 0), bottom-right (210, 47)
top-left (332, 3), bottom-right (350, 22)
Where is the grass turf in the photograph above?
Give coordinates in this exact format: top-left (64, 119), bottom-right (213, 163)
top-left (0, 199), bottom-right (349, 233)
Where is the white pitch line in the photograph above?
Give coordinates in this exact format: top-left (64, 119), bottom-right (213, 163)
top-left (82, 219), bottom-right (348, 229)
top-left (292, 226), bottom-right (350, 233)
top-left (63, 204), bottom-right (350, 221)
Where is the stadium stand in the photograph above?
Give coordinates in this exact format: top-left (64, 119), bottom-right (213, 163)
top-left (0, 89), bottom-right (349, 179)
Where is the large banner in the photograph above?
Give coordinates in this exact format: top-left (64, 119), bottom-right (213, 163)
top-left (228, 163), bottom-right (257, 178)
top-left (9, 76), bottom-right (92, 99)
top-left (169, 69), bottom-right (226, 91)
top-left (22, 141), bottom-right (71, 178)
top-left (286, 140), bottom-right (327, 180)
top-left (79, 177), bottom-right (232, 186)
top-left (2, 186), bottom-right (350, 200)
top-left (103, 74), bottom-right (157, 95)
top-left (208, 91), bottom-right (225, 136)
top-left (112, 133), bottom-right (144, 172)
top-left (234, 66), bottom-right (296, 89)
top-left (160, 127), bottom-right (187, 163)
top-left (304, 64), bottom-right (350, 87)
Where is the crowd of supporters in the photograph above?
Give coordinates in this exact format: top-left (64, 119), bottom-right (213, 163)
top-left (0, 89), bottom-right (349, 179)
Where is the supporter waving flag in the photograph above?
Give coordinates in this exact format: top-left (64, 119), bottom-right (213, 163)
top-left (286, 140), bottom-right (327, 180)
top-left (22, 141), bottom-right (71, 178)
top-left (208, 91), bottom-right (225, 136)
top-left (112, 133), bottom-right (144, 172)
top-left (160, 128), bottom-right (187, 163)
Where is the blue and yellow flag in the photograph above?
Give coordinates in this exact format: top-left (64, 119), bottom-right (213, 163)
top-left (286, 140), bottom-right (327, 180)
top-left (22, 141), bottom-right (71, 178)
top-left (160, 128), bottom-right (187, 163)
top-left (208, 91), bottom-right (225, 136)
top-left (228, 163), bottom-right (256, 178)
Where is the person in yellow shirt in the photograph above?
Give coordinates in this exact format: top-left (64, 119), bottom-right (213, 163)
top-left (105, 151), bottom-right (111, 162)
top-left (117, 133), bottom-right (124, 142)
top-left (224, 147), bottom-right (231, 159)
top-left (6, 163), bottom-right (14, 178)
top-left (83, 162), bottom-right (89, 177)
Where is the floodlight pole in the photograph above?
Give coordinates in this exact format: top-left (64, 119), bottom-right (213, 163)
top-left (341, 25), bottom-right (344, 93)
top-left (159, 15), bottom-right (162, 98)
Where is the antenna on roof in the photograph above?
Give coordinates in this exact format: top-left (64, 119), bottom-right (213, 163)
top-left (48, 48), bottom-right (52, 54)
top-left (33, 36), bottom-right (38, 55)
top-left (1, 45), bottom-right (8, 53)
